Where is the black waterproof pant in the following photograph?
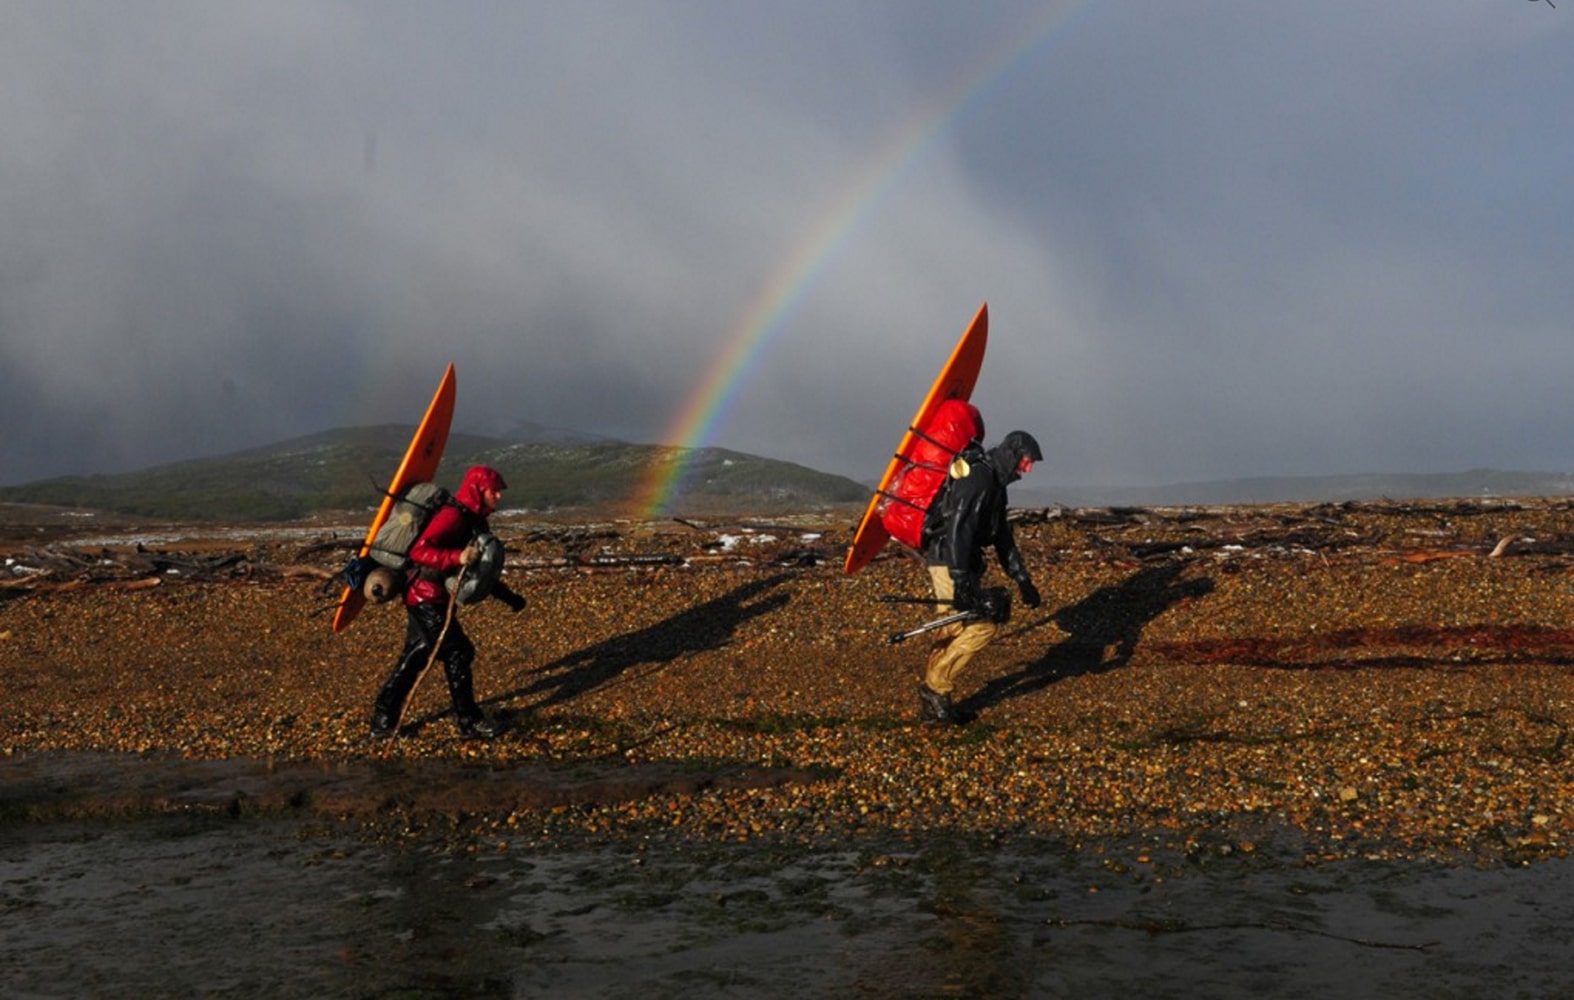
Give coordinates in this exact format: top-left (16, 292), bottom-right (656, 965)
top-left (374, 600), bottom-right (484, 725)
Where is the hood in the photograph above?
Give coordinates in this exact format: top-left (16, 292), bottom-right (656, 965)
top-left (456, 465), bottom-right (508, 515)
top-left (988, 431), bottom-right (1042, 485)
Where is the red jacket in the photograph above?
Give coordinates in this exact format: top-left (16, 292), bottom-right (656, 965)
top-left (403, 465), bottom-right (505, 607)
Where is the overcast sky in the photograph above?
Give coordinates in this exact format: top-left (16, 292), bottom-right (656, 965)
top-left (3, 1), bottom-right (1571, 495)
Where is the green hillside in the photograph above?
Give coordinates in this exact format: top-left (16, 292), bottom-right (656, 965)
top-left (0, 427), bottom-right (867, 521)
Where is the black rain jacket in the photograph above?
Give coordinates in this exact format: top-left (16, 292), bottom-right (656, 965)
top-left (920, 443), bottom-right (1030, 586)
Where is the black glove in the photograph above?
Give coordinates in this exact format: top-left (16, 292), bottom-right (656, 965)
top-left (949, 572), bottom-right (982, 613)
top-left (1016, 577), bottom-right (1041, 609)
top-left (978, 586), bottom-right (1012, 624)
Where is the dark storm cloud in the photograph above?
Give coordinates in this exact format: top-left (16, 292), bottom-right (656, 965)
top-left (949, 3), bottom-right (1574, 487)
top-left (2, 1), bottom-right (1570, 493)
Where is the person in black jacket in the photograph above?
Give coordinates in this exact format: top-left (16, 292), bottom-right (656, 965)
top-left (917, 430), bottom-right (1043, 724)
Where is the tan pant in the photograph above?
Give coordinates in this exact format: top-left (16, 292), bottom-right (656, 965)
top-left (924, 565), bottom-right (997, 695)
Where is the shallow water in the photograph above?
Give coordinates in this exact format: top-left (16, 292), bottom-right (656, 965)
top-left (4, 814), bottom-right (1574, 999)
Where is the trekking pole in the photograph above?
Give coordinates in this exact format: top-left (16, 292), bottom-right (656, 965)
top-left (889, 610), bottom-right (978, 645)
top-left (392, 564), bottom-right (467, 736)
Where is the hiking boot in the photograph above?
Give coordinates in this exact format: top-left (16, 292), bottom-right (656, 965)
top-left (457, 714), bottom-right (501, 740)
top-left (918, 684), bottom-right (960, 725)
top-left (369, 711), bottom-right (398, 739)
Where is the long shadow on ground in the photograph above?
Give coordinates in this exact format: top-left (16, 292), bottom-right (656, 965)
top-left (962, 563), bottom-right (1214, 715)
top-left (491, 573), bottom-right (794, 714)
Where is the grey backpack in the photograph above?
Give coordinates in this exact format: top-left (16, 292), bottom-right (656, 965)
top-left (368, 483), bottom-right (454, 570)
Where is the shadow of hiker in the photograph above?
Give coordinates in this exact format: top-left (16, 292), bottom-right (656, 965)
top-left (490, 573), bottom-right (794, 714)
top-left (961, 562), bottom-right (1215, 716)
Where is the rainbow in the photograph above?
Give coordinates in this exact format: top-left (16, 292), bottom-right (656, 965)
top-left (630, 1), bottom-right (1093, 519)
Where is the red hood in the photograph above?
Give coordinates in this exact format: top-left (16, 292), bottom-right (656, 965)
top-left (456, 465), bottom-right (507, 516)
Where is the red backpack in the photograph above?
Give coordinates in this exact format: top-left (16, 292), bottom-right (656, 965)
top-left (878, 398), bottom-right (984, 550)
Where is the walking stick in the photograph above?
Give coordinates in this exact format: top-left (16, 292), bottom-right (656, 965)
top-left (889, 610), bottom-right (979, 645)
top-left (392, 564), bottom-right (466, 736)
top-left (883, 585), bottom-right (1009, 644)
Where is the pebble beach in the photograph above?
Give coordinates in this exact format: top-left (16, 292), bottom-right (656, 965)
top-left (5, 497), bottom-right (1574, 866)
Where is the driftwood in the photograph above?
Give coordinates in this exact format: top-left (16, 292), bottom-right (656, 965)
top-left (514, 553), bottom-right (685, 570)
top-left (294, 538), bottom-right (358, 559)
top-left (1, 576), bottom-right (164, 595)
top-left (512, 545), bottom-right (826, 573)
top-left (3, 544), bottom-right (259, 590)
top-left (280, 565), bottom-right (337, 581)
top-left (11, 498), bottom-right (1574, 594)
top-left (1379, 549), bottom-right (1481, 567)
top-left (515, 526), bottom-right (622, 549)
top-left (673, 517), bottom-right (827, 535)
top-left (1490, 536), bottom-right (1574, 558)
top-left (1011, 500), bottom-right (1574, 568)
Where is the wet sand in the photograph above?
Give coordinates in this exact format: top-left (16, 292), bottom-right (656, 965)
top-left (5, 500), bottom-right (1574, 995)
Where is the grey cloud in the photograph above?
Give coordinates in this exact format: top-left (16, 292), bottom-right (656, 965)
top-left (2, 1), bottom-right (1571, 495)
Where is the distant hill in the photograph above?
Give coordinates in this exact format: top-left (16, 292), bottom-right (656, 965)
top-left (9, 423), bottom-right (1571, 523)
top-left (0, 427), bottom-right (867, 521)
top-left (1022, 468), bottom-right (1574, 508)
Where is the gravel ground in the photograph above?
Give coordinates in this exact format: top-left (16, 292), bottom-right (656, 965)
top-left (4, 498), bottom-right (1574, 865)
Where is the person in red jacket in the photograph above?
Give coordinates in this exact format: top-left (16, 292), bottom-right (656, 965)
top-left (370, 465), bottom-right (525, 739)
